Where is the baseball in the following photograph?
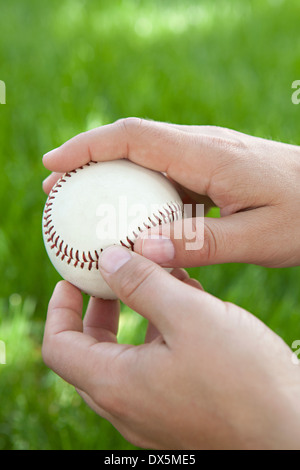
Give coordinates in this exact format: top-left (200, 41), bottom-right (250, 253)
top-left (42, 160), bottom-right (183, 299)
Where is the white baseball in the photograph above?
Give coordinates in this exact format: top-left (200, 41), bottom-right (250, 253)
top-left (43, 160), bottom-right (183, 299)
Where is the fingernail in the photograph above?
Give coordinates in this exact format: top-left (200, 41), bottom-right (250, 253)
top-left (99, 245), bottom-right (132, 273)
top-left (141, 235), bottom-right (175, 264)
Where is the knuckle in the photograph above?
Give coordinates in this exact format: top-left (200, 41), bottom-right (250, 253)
top-left (206, 133), bottom-right (244, 155)
top-left (202, 222), bottom-right (219, 262)
top-left (187, 217), bottom-right (206, 251)
top-left (117, 117), bottom-right (144, 136)
top-left (114, 118), bottom-right (146, 157)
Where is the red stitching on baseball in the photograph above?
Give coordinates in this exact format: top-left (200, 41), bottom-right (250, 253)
top-left (43, 163), bottom-right (182, 271)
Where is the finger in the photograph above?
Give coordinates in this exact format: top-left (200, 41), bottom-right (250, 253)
top-left (42, 118), bottom-right (219, 196)
top-left (143, 269), bottom-right (203, 344)
top-left (144, 322), bottom-right (161, 343)
top-left (42, 172), bottom-right (64, 194)
top-left (98, 246), bottom-right (206, 344)
top-left (184, 278), bottom-right (204, 290)
top-left (168, 177), bottom-right (215, 213)
top-left (170, 267), bottom-right (204, 290)
top-left (180, 189), bottom-right (216, 215)
top-left (83, 297), bottom-right (120, 343)
top-left (134, 207), bottom-right (275, 267)
top-left (144, 268), bottom-right (189, 344)
top-left (42, 281), bottom-right (129, 397)
top-left (170, 267), bottom-right (191, 281)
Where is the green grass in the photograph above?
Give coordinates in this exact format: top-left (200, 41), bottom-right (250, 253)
top-left (0, 0), bottom-right (300, 450)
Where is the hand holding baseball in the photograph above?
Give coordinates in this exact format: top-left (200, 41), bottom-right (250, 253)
top-left (42, 247), bottom-right (300, 449)
top-left (43, 118), bottom-right (300, 269)
top-left (42, 119), bottom-right (300, 449)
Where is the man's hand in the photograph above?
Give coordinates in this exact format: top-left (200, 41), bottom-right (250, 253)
top-left (43, 118), bottom-right (300, 268)
top-left (42, 246), bottom-right (300, 449)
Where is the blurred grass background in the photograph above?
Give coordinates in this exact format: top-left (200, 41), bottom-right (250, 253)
top-left (0, 0), bottom-right (300, 450)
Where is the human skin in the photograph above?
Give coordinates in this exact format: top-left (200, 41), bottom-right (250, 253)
top-left (42, 119), bottom-right (300, 449)
top-left (43, 118), bottom-right (300, 268)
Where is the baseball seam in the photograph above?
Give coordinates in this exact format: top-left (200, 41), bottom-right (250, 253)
top-left (43, 162), bottom-right (183, 272)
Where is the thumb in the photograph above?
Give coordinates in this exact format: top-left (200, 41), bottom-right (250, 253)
top-left (133, 209), bottom-right (271, 267)
top-left (98, 245), bottom-right (202, 342)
